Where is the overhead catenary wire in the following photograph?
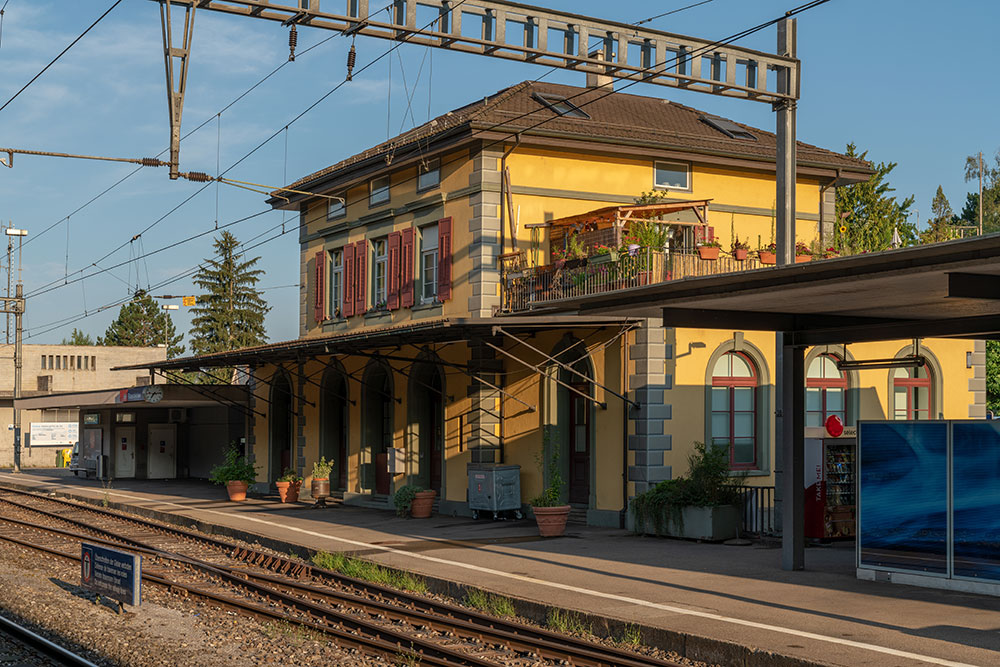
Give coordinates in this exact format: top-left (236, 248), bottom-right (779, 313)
top-left (0, 0), bottom-right (122, 114)
top-left (26, 0), bottom-right (820, 339)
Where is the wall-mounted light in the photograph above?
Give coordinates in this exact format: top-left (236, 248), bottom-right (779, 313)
top-left (837, 355), bottom-right (925, 371)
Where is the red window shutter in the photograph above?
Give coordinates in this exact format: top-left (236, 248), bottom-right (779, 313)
top-left (707, 226), bottom-right (715, 243)
top-left (387, 231), bottom-right (401, 310)
top-left (437, 217), bottom-right (452, 301)
top-left (400, 228), bottom-right (415, 308)
top-left (314, 250), bottom-right (326, 323)
top-left (342, 244), bottom-right (355, 317)
top-left (355, 239), bottom-right (367, 314)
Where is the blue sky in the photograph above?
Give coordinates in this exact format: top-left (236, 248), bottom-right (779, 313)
top-left (1, 0), bottom-right (997, 347)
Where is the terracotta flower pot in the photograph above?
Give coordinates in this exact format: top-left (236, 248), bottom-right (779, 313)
top-left (226, 480), bottom-right (248, 502)
top-left (758, 251), bottom-right (776, 265)
top-left (697, 246), bottom-right (720, 260)
top-left (795, 254), bottom-right (812, 263)
top-left (733, 248), bottom-right (748, 261)
top-left (533, 505), bottom-right (571, 537)
top-left (277, 481), bottom-right (300, 503)
top-left (410, 490), bottom-right (436, 518)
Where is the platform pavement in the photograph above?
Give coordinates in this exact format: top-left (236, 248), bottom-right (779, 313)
top-left (1, 470), bottom-right (997, 667)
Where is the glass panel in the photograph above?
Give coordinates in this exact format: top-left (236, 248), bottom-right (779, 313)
top-left (418, 160), bottom-right (440, 190)
top-left (733, 413), bottom-right (754, 438)
top-left (953, 422), bottom-right (1000, 581)
top-left (711, 413), bottom-right (729, 438)
top-left (733, 386), bottom-right (753, 411)
top-left (822, 356), bottom-right (840, 379)
top-left (826, 388), bottom-right (845, 411)
top-left (859, 422), bottom-right (948, 574)
top-left (574, 426), bottom-right (587, 452)
top-left (914, 387), bottom-right (929, 414)
top-left (711, 387), bottom-right (728, 411)
top-left (806, 412), bottom-right (822, 427)
top-left (893, 387), bottom-right (908, 418)
top-left (892, 367), bottom-right (909, 381)
top-left (733, 439), bottom-right (755, 465)
top-left (328, 198), bottom-right (345, 218)
top-left (914, 364), bottom-right (928, 379)
top-left (729, 354), bottom-right (752, 378)
top-left (654, 161), bottom-right (688, 189)
top-left (712, 355), bottom-right (729, 377)
top-left (806, 356), bottom-right (822, 378)
top-left (422, 225), bottom-right (438, 250)
top-left (806, 388), bottom-right (821, 412)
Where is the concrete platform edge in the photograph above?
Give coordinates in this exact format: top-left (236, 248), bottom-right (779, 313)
top-left (0, 481), bottom-right (828, 667)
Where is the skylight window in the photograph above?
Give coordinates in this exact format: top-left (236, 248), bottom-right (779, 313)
top-left (533, 93), bottom-right (590, 119)
top-left (700, 114), bottom-right (756, 141)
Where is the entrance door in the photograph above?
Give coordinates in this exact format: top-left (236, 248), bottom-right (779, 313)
top-left (114, 427), bottom-right (136, 478)
top-left (429, 392), bottom-right (442, 494)
top-left (568, 385), bottom-right (591, 505)
top-left (147, 424), bottom-right (177, 478)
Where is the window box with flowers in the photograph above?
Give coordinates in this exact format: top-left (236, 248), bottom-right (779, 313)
top-left (731, 237), bottom-right (750, 261)
top-left (697, 239), bottom-right (722, 260)
top-left (795, 242), bottom-right (813, 263)
top-left (758, 242), bottom-right (777, 265)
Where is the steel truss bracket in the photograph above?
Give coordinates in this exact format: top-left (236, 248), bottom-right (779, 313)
top-left (159, 1), bottom-right (197, 180)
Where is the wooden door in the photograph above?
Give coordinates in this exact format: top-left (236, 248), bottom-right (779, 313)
top-left (568, 385), bottom-right (591, 505)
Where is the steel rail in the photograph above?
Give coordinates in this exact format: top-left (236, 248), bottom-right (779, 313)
top-left (0, 488), bottom-right (683, 666)
top-left (0, 612), bottom-right (99, 667)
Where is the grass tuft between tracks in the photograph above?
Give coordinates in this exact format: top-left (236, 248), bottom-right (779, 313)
top-left (311, 551), bottom-right (428, 594)
top-left (546, 608), bottom-right (591, 635)
top-left (463, 588), bottom-right (516, 617)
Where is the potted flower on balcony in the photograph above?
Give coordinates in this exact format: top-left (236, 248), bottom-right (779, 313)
top-left (758, 242), bottom-right (777, 265)
top-left (630, 442), bottom-right (745, 541)
top-left (531, 447), bottom-right (571, 537)
top-left (731, 236), bottom-right (750, 261)
top-left (209, 445), bottom-right (258, 502)
top-left (795, 242), bottom-right (813, 263)
top-left (276, 468), bottom-right (302, 503)
top-left (697, 239), bottom-right (722, 260)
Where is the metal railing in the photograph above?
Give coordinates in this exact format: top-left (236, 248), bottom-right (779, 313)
top-left (737, 485), bottom-right (775, 537)
top-left (501, 249), bottom-right (761, 312)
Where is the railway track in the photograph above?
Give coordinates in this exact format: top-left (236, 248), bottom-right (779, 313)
top-left (0, 612), bottom-right (98, 667)
top-left (0, 487), bottom-right (685, 667)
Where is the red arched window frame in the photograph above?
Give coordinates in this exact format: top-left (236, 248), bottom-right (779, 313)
top-left (893, 364), bottom-right (932, 420)
top-left (806, 353), bottom-right (848, 427)
top-left (711, 351), bottom-right (758, 470)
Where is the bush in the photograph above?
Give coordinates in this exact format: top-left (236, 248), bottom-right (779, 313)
top-left (312, 456), bottom-right (333, 479)
top-left (630, 442), bottom-right (745, 535)
top-left (393, 484), bottom-right (423, 517)
top-left (208, 445), bottom-right (258, 485)
top-left (277, 468), bottom-right (301, 483)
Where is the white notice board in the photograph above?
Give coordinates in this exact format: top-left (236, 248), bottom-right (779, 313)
top-left (29, 422), bottom-right (79, 446)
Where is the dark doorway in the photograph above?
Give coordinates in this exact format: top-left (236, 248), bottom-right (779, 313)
top-left (269, 372), bottom-right (293, 484)
top-left (568, 383), bottom-right (591, 505)
top-left (321, 369), bottom-right (349, 491)
top-left (410, 363), bottom-right (444, 495)
top-left (363, 363), bottom-right (393, 495)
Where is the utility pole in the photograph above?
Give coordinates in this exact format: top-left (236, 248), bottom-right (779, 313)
top-left (5, 223), bottom-right (12, 344)
top-left (4, 227), bottom-right (27, 473)
top-left (979, 151), bottom-right (984, 236)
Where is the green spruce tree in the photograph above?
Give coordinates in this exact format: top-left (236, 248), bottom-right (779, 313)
top-left (98, 291), bottom-right (184, 358)
top-left (835, 143), bottom-right (917, 253)
top-left (189, 231), bottom-right (269, 358)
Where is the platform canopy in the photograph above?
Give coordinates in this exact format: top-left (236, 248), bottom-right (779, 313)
top-left (539, 235), bottom-right (1000, 342)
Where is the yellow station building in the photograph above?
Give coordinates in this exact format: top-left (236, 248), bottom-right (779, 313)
top-left (158, 81), bottom-right (983, 527)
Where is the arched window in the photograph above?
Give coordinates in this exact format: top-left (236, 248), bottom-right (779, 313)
top-left (806, 354), bottom-right (847, 427)
top-left (711, 351), bottom-right (757, 470)
top-left (892, 364), bottom-right (931, 420)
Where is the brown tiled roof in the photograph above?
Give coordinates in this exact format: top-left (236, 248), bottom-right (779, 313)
top-left (287, 80), bottom-right (870, 191)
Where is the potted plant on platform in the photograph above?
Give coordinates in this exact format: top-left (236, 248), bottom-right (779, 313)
top-left (394, 484), bottom-right (437, 518)
top-left (696, 239), bottom-right (722, 260)
top-left (310, 456), bottom-right (333, 507)
top-left (758, 242), bottom-right (777, 265)
top-left (531, 446), bottom-right (571, 537)
top-left (276, 468), bottom-right (302, 503)
top-left (630, 442), bottom-right (745, 541)
top-left (209, 445), bottom-right (258, 502)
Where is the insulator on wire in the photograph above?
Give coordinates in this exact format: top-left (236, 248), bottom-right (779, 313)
top-left (346, 42), bottom-right (357, 81)
top-left (183, 171), bottom-right (213, 183)
top-left (288, 25), bottom-right (298, 61)
top-left (141, 157), bottom-right (164, 167)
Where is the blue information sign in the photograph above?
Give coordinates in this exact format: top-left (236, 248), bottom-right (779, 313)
top-left (80, 543), bottom-right (141, 606)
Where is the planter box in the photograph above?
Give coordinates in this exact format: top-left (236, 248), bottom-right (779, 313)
top-left (733, 248), bottom-right (749, 261)
top-left (697, 246), bottom-right (720, 260)
top-left (640, 505), bottom-right (739, 542)
top-left (758, 251), bottom-right (776, 265)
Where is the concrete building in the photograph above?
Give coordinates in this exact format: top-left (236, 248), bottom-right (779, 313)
top-left (0, 344), bottom-right (165, 467)
top-left (122, 80), bottom-right (980, 526)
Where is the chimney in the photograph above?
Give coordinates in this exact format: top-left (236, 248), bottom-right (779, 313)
top-left (586, 50), bottom-right (615, 90)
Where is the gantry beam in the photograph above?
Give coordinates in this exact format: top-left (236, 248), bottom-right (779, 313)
top-left (159, 1), bottom-right (197, 179)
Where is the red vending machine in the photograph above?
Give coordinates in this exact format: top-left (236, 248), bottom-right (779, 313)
top-left (804, 421), bottom-right (856, 539)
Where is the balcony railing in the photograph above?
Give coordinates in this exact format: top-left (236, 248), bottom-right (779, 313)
top-left (501, 249), bottom-right (762, 313)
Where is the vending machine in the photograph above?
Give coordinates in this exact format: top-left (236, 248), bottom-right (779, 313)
top-left (804, 419), bottom-right (857, 539)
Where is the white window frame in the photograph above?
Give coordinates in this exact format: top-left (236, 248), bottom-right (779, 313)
top-left (653, 160), bottom-right (691, 191)
top-left (369, 175), bottom-right (390, 206)
top-left (329, 249), bottom-right (343, 318)
top-left (373, 238), bottom-right (388, 308)
top-left (417, 158), bottom-right (440, 191)
top-left (420, 224), bottom-right (439, 303)
top-left (327, 194), bottom-right (346, 220)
